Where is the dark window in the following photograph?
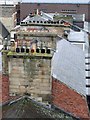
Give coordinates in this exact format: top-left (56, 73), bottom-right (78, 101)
top-left (85, 69), bottom-right (90, 71)
top-left (86, 77), bottom-right (90, 79)
top-left (14, 34), bottom-right (17, 39)
top-left (85, 63), bottom-right (90, 65)
top-left (37, 21), bottom-right (39, 23)
top-left (46, 49), bottom-right (50, 54)
top-left (40, 21), bottom-right (43, 23)
top-left (16, 48), bottom-right (20, 53)
top-left (26, 49), bottom-right (29, 53)
top-left (21, 48), bottom-right (25, 53)
top-left (86, 85), bottom-right (90, 87)
top-left (41, 49), bottom-right (45, 53)
top-left (37, 3), bottom-right (40, 6)
top-left (36, 48), bottom-right (40, 53)
top-left (87, 96), bottom-right (90, 110)
top-left (44, 21), bottom-right (47, 24)
top-left (51, 21), bottom-right (53, 24)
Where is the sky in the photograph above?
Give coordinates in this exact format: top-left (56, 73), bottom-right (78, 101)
top-left (0, 0), bottom-right (90, 4)
top-left (0, 0), bottom-right (21, 4)
top-left (21, 0), bottom-right (90, 3)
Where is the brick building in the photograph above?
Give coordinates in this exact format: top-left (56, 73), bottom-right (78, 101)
top-left (14, 1), bottom-right (90, 25)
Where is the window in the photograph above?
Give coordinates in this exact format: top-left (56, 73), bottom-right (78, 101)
top-left (61, 9), bottom-right (77, 13)
top-left (37, 3), bottom-right (40, 6)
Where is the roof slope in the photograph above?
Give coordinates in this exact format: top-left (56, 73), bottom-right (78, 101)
top-left (2, 97), bottom-right (76, 119)
top-left (0, 21), bottom-right (10, 38)
top-left (23, 15), bottom-right (48, 22)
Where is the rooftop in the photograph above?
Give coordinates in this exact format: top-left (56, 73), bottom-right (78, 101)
top-left (2, 96), bottom-right (77, 119)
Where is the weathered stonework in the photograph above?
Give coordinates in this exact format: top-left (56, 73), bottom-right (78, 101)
top-left (8, 58), bottom-right (51, 102)
top-left (0, 5), bottom-right (15, 31)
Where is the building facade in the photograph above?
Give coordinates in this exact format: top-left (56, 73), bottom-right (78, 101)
top-left (0, 4), bottom-right (15, 32)
top-left (14, 2), bottom-right (90, 25)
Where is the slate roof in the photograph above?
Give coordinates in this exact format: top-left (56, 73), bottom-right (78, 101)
top-left (23, 13), bottom-right (53, 22)
top-left (51, 40), bottom-right (86, 96)
top-left (2, 97), bottom-right (77, 119)
top-left (0, 21), bottom-right (10, 39)
top-left (23, 15), bottom-right (48, 22)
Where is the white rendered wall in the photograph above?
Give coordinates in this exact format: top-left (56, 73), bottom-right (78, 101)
top-left (51, 40), bottom-right (86, 96)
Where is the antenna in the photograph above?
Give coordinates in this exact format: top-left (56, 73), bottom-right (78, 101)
top-left (5, 0), bottom-right (6, 4)
top-left (14, 0), bottom-right (22, 4)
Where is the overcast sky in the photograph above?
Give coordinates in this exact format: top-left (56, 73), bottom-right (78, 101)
top-left (0, 0), bottom-right (90, 4)
top-left (22, 0), bottom-right (90, 3)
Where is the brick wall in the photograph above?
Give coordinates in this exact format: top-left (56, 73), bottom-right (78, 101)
top-left (52, 77), bottom-right (90, 119)
top-left (0, 73), bottom-right (2, 103)
top-left (1, 70), bottom-right (22, 104)
top-left (20, 3), bottom-right (89, 22)
top-left (2, 74), bottom-right (9, 103)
